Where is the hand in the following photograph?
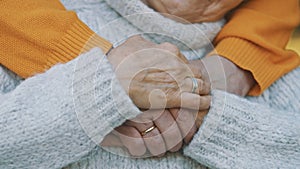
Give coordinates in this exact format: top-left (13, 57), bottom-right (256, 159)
top-left (101, 108), bottom-right (199, 157)
top-left (189, 55), bottom-right (255, 96)
top-left (108, 35), bottom-right (211, 109)
top-left (143, 0), bottom-right (243, 23)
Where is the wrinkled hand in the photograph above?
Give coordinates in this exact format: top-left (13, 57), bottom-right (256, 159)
top-left (142, 0), bottom-right (243, 23)
top-left (101, 108), bottom-right (200, 157)
top-left (189, 55), bottom-right (255, 96)
top-left (108, 36), bottom-right (211, 110)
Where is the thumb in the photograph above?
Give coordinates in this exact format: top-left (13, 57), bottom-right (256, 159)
top-left (100, 133), bottom-right (123, 147)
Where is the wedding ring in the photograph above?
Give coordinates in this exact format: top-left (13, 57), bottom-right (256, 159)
top-left (140, 126), bottom-right (156, 136)
top-left (189, 77), bottom-right (198, 94)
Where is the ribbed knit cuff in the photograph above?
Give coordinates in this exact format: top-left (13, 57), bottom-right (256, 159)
top-left (184, 90), bottom-right (300, 168)
top-left (212, 37), bottom-right (300, 96)
top-left (46, 19), bottom-right (112, 70)
top-left (0, 48), bottom-right (140, 168)
top-left (72, 48), bottom-right (140, 144)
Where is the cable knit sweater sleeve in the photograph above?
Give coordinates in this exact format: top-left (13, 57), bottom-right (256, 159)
top-left (184, 90), bottom-right (300, 168)
top-left (0, 0), bottom-right (112, 78)
top-left (0, 48), bottom-right (140, 169)
top-left (213, 0), bottom-right (300, 96)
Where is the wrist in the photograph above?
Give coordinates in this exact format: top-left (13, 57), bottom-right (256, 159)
top-left (106, 47), bottom-right (124, 71)
top-left (190, 55), bottom-right (255, 96)
top-left (220, 56), bottom-right (255, 96)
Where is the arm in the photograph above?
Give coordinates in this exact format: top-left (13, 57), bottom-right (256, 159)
top-left (143, 0), bottom-right (300, 95)
top-left (0, 48), bottom-right (140, 168)
top-left (189, 55), bottom-right (255, 97)
top-left (0, 0), bottom-right (112, 78)
top-left (184, 89), bottom-right (300, 168)
top-left (213, 0), bottom-right (300, 95)
top-left (0, 0), bottom-right (210, 111)
top-left (0, 36), bottom-right (212, 167)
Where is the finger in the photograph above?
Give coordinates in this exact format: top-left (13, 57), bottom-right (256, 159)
top-left (157, 42), bottom-right (188, 64)
top-left (188, 64), bottom-right (202, 79)
top-left (153, 110), bottom-right (183, 152)
top-left (143, 127), bottom-right (167, 156)
top-left (126, 35), bottom-right (144, 42)
top-left (100, 132), bottom-right (123, 147)
top-left (126, 110), bottom-right (167, 156)
top-left (169, 108), bottom-right (198, 144)
top-left (125, 114), bottom-right (154, 130)
top-left (202, 0), bottom-right (242, 22)
top-left (125, 109), bottom-right (166, 129)
top-left (141, 0), bottom-right (149, 5)
top-left (180, 77), bottom-right (210, 95)
top-left (195, 109), bottom-right (209, 129)
top-left (115, 126), bottom-right (146, 156)
top-left (146, 0), bottom-right (169, 13)
top-left (176, 93), bottom-right (211, 110)
top-left (125, 35), bottom-right (156, 50)
top-left (158, 42), bottom-right (180, 55)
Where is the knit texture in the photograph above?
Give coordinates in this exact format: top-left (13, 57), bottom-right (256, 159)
top-left (65, 0), bottom-right (222, 60)
top-left (0, 0), bottom-right (299, 168)
top-left (0, 0), bottom-right (112, 78)
top-left (212, 0), bottom-right (300, 95)
top-left (61, 1), bottom-right (300, 168)
top-left (1, 49), bottom-right (300, 169)
top-left (72, 0), bottom-right (300, 96)
top-left (1, 56), bottom-right (300, 169)
top-left (104, 0), bottom-right (224, 50)
top-left (185, 90), bottom-right (300, 168)
top-left (0, 48), bottom-right (141, 168)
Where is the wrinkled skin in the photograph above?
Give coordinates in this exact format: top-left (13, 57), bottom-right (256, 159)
top-left (104, 32), bottom-right (255, 157)
top-left (108, 35), bottom-right (211, 110)
top-left (103, 52), bottom-right (255, 157)
top-left (101, 108), bottom-right (198, 157)
top-left (142, 0), bottom-right (243, 23)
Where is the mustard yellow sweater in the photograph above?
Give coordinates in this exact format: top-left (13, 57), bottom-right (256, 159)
top-left (0, 0), bottom-right (299, 95)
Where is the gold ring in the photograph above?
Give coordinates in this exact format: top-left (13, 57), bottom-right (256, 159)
top-left (140, 126), bottom-right (156, 136)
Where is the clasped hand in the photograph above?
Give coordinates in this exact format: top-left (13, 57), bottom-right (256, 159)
top-left (108, 36), bottom-right (211, 110)
top-left (101, 108), bottom-right (208, 157)
top-left (102, 36), bottom-right (211, 157)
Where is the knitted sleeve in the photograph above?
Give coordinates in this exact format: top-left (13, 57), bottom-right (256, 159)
top-left (0, 48), bottom-right (140, 168)
top-left (184, 89), bottom-right (300, 168)
top-left (0, 0), bottom-right (112, 78)
top-left (213, 0), bottom-right (300, 95)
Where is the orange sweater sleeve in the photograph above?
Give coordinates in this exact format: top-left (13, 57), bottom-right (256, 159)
top-left (213, 0), bottom-right (300, 95)
top-left (0, 0), bottom-right (112, 78)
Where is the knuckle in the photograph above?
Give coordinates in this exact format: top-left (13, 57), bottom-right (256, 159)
top-left (169, 143), bottom-right (182, 152)
top-left (198, 80), bottom-right (204, 90)
top-left (128, 127), bottom-right (142, 138)
top-left (159, 42), bottom-right (179, 54)
top-left (129, 35), bottom-right (143, 41)
top-left (202, 97), bottom-right (211, 108)
top-left (205, 82), bottom-right (212, 92)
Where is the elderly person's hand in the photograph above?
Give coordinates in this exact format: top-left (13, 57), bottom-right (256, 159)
top-left (108, 36), bottom-right (211, 110)
top-left (101, 108), bottom-right (199, 157)
top-left (101, 54), bottom-right (255, 157)
top-left (142, 0), bottom-right (243, 23)
top-left (189, 55), bottom-right (255, 96)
